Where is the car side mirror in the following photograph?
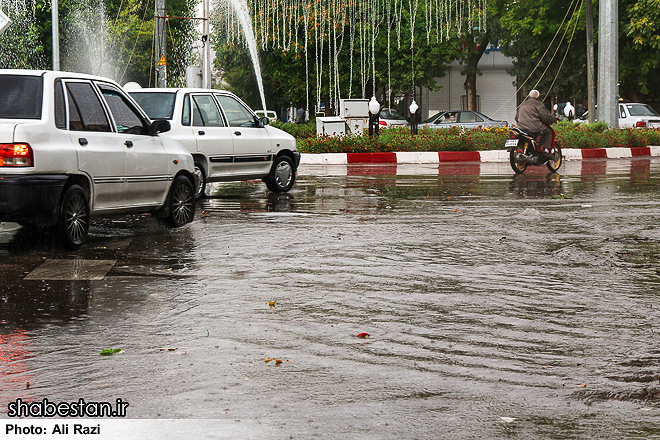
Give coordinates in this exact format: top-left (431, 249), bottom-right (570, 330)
top-left (259, 116), bottom-right (269, 126)
top-left (150, 119), bottom-right (171, 135)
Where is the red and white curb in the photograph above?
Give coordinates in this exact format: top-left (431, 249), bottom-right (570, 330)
top-left (300, 146), bottom-right (660, 165)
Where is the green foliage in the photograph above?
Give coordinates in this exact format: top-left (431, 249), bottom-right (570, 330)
top-left (622, 0), bottom-right (660, 99)
top-left (296, 126), bottom-right (510, 153)
top-left (292, 124), bottom-right (660, 154)
top-left (270, 120), bottom-right (316, 139)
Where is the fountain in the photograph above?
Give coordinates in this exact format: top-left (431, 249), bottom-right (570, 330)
top-left (226, 0), bottom-right (267, 112)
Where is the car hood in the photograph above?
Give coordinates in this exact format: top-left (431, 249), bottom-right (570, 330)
top-left (264, 125), bottom-right (297, 146)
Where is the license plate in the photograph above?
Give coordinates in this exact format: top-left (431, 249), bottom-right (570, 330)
top-left (505, 139), bottom-right (519, 147)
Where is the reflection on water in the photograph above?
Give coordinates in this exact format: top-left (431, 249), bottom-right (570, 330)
top-left (0, 164), bottom-right (660, 438)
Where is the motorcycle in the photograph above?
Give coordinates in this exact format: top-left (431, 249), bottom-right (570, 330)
top-left (505, 123), bottom-right (562, 174)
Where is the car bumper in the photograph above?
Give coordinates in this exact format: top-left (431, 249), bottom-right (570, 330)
top-left (0, 174), bottom-right (68, 226)
top-left (292, 151), bottom-right (301, 169)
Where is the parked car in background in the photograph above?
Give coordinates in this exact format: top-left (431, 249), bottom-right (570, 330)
top-left (0, 70), bottom-right (196, 249)
top-left (129, 88), bottom-right (300, 199)
top-left (418, 110), bottom-right (507, 130)
top-left (378, 108), bottom-right (408, 127)
top-left (255, 110), bottom-right (278, 123)
top-left (574, 102), bottom-right (660, 128)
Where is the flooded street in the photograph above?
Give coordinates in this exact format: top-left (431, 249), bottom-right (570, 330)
top-left (2, 158), bottom-right (660, 439)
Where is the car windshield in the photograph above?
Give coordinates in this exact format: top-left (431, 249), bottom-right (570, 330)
top-left (380, 109), bottom-right (405, 120)
top-left (423, 112), bottom-right (444, 123)
top-left (626, 104), bottom-right (660, 117)
top-left (130, 92), bottom-right (176, 119)
top-left (0, 75), bottom-right (43, 119)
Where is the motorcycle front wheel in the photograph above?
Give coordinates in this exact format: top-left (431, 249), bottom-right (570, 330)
top-left (546, 144), bottom-right (563, 172)
top-left (509, 145), bottom-right (528, 174)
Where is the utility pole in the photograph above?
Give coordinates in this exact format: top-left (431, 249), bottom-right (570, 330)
top-left (585, 0), bottom-right (595, 123)
top-left (202, 0), bottom-right (211, 88)
top-left (51, 0), bottom-right (59, 70)
top-left (155, 0), bottom-right (167, 87)
top-left (597, 0), bottom-right (618, 127)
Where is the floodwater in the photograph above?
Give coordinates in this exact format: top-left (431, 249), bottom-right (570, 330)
top-left (1, 158), bottom-right (660, 439)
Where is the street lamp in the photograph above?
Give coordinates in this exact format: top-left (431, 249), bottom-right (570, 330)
top-left (368, 96), bottom-right (380, 137)
top-left (409, 100), bottom-right (419, 135)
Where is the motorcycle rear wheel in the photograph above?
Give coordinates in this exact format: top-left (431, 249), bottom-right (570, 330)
top-left (546, 144), bottom-right (563, 172)
top-left (509, 145), bottom-right (528, 174)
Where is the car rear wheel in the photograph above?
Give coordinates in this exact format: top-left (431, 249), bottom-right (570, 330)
top-left (264, 155), bottom-right (295, 193)
top-left (165, 176), bottom-right (195, 227)
top-left (57, 185), bottom-right (90, 250)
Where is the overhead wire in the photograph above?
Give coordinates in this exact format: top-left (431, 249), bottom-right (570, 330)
top-left (490, 0), bottom-right (581, 118)
top-left (543, 0), bottom-right (584, 99)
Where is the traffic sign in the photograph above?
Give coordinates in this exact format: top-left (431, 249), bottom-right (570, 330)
top-left (0, 9), bottom-right (12, 35)
top-left (157, 55), bottom-right (167, 66)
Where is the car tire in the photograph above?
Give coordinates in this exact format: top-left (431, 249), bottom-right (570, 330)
top-left (165, 175), bottom-right (195, 228)
top-left (264, 155), bottom-right (296, 193)
top-left (57, 184), bottom-right (90, 250)
top-left (193, 161), bottom-right (206, 200)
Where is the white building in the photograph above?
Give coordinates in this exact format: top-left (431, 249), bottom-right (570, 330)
top-left (420, 46), bottom-right (517, 125)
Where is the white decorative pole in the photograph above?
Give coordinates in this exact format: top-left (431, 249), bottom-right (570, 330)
top-left (597, 0), bottom-right (618, 127)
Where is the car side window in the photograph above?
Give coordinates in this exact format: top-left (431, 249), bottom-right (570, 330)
top-left (619, 105), bottom-right (626, 118)
top-left (215, 95), bottom-right (256, 127)
top-left (54, 79), bottom-right (66, 129)
top-left (192, 95), bottom-right (225, 127)
top-left (437, 112), bottom-right (458, 124)
top-left (460, 112), bottom-right (481, 123)
top-left (182, 94), bottom-right (191, 126)
top-left (98, 84), bottom-right (148, 135)
top-left (66, 82), bottom-right (111, 132)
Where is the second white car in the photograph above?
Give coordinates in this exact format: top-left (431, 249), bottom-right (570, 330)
top-left (129, 88), bottom-right (300, 199)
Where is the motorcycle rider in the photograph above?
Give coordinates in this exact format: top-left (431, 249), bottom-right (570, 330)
top-left (515, 90), bottom-right (558, 158)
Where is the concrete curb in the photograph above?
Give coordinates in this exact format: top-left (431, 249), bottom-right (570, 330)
top-left (300, 146), bottom-right (660, 165)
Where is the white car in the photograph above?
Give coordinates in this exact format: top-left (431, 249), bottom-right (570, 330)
top-left (129, 88), bottom-right (300, 198)
top-left (0, 70), bottom-right (196, 249)
top-left (574, 103), bottom-right (660, 128)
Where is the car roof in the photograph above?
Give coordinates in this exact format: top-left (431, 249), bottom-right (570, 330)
top-left (129, 87), bottom-right (236, 95)
top-left (0, 69), bottom-right (124, 85)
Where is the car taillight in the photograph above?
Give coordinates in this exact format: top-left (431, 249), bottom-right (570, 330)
top-left (378, 120), bottom-right (387, 126)
top-left (0, 143), bottom-right (34, 167)
top-left (636, 121), bottom-right (647, 128)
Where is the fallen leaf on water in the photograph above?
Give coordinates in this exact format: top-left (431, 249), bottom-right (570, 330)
top-left (100, 348), bottom-right (122, 356)
top-left (499, 417), bottom-right (516, 423)
top-left (264, 356), bottom-right (272, 363)
top-left (267, 300), bottom-right (277, 307)
top-left (26, 382), bottom-right (30, 389)
top-left (274, 358), bottom-right (283, 365)
top-left (575, 384), bottom-right (587, 388)
top-left (357, 332), bottom-right (370, 338)
top-left (156, 347), bottom-right (178, 352)
top-left (454, 209), bottom-right (460, 212)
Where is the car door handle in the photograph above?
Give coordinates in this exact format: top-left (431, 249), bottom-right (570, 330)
top-left (124, 140), bottom-right (133, 148)
top-left (234, 131), bottom-right (242, 136)
top-left (198, 131), bottom-right (205, 135)
top-left (78, 138), bottom-right (88, 146)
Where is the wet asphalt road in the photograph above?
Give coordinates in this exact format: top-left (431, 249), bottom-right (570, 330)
top-left (1, 158), bottom-right (660, 439)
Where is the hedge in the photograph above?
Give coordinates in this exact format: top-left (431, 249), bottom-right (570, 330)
top-left (271, 120), bottom-right (660, 154)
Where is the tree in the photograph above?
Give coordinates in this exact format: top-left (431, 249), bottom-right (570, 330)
top-left (621, 0), bottom-right (660, 101)
top-left (493, 0), bottom-right (588, 104)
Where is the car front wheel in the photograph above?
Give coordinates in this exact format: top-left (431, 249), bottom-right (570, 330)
top-left (264, 155), bottom-right (296, 193)
top-left (165, 176), bottom-right (195, 227)
top-left (57, 184), bottom-right (90, 250)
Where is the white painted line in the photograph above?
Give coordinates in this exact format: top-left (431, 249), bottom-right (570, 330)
top-left (563, 149), bottom-right (584, 161)
top-left (396, 151), bottom-right (440, 164)
top-left (606, 147), bottom-right (633, 159)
